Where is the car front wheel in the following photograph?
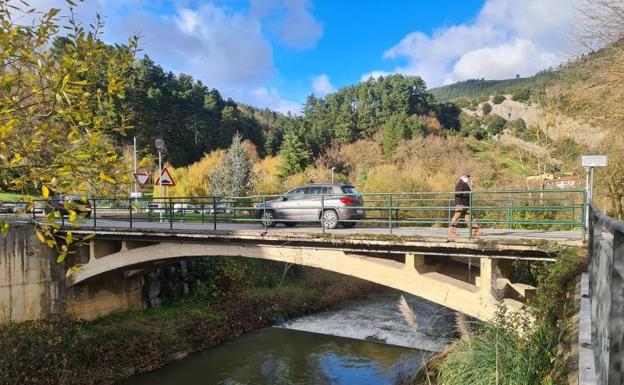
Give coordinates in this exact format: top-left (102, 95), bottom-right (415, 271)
top-left (261, 210), bottom-right (276, 228)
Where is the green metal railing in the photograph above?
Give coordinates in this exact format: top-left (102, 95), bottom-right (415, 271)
top-left (16, 188), bottom-right (586, 238)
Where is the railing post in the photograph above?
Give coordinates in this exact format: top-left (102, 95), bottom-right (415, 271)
top-left (213, 197), bottom-right (217, 231)
top-left (388, 194), bottom-right (393, 235)
top-left (468, 191), bottom-right (473, 239)
top-left (507, 197), bottom-right (513, 230)
top-left (262, 195), bottom-right (267, 232)
top-left (93, 199), bottom-right (97, 229)
top-left (321, 193), bottom-right (325, 234)
top-left (129, 197), bottom-right (133, 228)
top-left (61, 208), bottom-right (65, 228)
top-left (169, 197), bottom-right (173, 230)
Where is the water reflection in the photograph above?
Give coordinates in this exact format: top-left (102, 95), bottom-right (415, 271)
top-left (121, 328), bottom-right (427, 385)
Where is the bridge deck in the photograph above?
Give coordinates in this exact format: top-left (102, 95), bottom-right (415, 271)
top-left (63, 218), bottom-right (584, 261)
top-left (75, 218), bottom-right (583, 243)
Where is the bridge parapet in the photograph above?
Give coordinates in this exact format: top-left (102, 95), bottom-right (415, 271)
top-left (587, 204), bottom-right (624, 385)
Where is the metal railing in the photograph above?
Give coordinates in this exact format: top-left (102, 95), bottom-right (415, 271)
top-left (588, 203), bottom-right (624, 385)
top-left (11, 188), bottom-right (586, 238)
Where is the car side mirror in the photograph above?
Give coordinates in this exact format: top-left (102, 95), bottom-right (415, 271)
top-left (281, 196), bottom-right (288, 201)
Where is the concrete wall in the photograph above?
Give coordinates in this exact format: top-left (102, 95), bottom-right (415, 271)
top-left (0, 224), bottom-right (143, 323)
top-left (0, 223), bottom-right (63, 323)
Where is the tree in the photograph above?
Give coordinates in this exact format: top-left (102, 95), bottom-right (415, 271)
top-left (482, 102), bottom-right (492, 115)
top-left (597, 132), bottom-right (624, 219)
top-left (209, 133), bottom-right (252, 197)
top-left (484, 115), bottom-right (507, 136)
top-left (277, 132), bottom-right (310, 180)
top-left (0, 2), bottom-right (138, 195)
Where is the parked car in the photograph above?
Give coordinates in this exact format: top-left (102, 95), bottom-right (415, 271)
top-left (255, 183), bottom-right (364, 229)
top-left (146, 202), bottom-right (167, 214)
top-left (0, 202), bottom-right (14, 213)
top-left (46, 194), bottom-right (91, 217)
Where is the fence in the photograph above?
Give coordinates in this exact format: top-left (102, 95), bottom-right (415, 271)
top-left (8, 188), bottom-right (586, 238)
top-left (588, 203), bottom-right (624, 385)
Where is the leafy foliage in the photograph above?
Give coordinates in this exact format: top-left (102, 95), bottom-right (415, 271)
top-left (277, 131), bottom-right (311, 180)
top-left (0, 2), bottom-right (138, 194)
top-left (482, 102), bottom-right (492, 115)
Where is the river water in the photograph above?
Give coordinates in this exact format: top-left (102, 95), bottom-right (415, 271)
top-left (121, 292), bottom-right (455, 385)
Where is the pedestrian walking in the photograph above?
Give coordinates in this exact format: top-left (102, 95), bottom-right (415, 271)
top-left (448, 172), bottom-right (480, 237)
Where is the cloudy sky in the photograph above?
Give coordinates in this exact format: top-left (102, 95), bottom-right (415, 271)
top-left (23, 0), bottom-right (582, 114)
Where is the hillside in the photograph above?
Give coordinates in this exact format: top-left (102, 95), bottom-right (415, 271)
top-left (430, 70), bottom-right (557, 102)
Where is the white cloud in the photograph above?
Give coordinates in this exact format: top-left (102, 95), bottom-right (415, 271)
top-left (311, 74), bottom-right (335, 95)
top-left (446, 38), bottom-right (559, 84)
top-left (10, 0), bottom-right (321, 112)
top-left (360, 70), bottom-right (391, 82)
top-left (365, 0), bottom-right (581, 87)
top-left (251, 87), bottom-right (302, 115)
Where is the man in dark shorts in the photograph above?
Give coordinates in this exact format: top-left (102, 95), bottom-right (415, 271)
top-left (448, 172), bottom-right (480, 236)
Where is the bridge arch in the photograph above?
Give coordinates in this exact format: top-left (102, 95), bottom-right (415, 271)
top-left (71, 240), bottom-right (524, 321)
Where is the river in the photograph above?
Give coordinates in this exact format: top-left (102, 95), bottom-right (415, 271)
top-left (120, 292), bottom-right (456, 385)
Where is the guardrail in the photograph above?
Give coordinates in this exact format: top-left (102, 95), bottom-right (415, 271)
top-left (2, 188), bottom-right (586, 238)
top-left (588, 203), bottom-right (624, 385)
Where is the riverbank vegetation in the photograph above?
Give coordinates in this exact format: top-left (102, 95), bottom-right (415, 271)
top-left (415, 248), bottom-right (581, 385)
top-left (0, 258), bottom-right (379, 385)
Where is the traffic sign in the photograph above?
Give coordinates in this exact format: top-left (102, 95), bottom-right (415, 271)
top-left (155, 167), bottom-right (176, 186)
top-left (134, 173), bottom-right (150, 188)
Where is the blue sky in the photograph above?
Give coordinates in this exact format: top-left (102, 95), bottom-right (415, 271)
top-left (29, 0), bottom-right (581, 113)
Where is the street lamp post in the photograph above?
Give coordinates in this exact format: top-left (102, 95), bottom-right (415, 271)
top-left (331, 167), bottom-right (336, 184)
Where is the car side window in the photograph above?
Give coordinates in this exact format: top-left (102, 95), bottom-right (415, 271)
top-left (307, 186), bottom-right (324, 196)
top-left (285, 187), bottom-right (306, 200)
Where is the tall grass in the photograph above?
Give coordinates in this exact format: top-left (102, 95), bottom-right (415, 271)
top-left (435, 248), bottom-right (579, 385)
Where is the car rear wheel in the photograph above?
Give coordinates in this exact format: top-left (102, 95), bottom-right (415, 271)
top-left (261, 210), bottom-right (276, 227)
top-left (322, 210), bottom-right (339, 229)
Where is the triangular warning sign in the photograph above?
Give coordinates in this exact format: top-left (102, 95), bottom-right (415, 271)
top-left (155, 167), bottom-right (176, 186)
top-left (135, 173), bottom-right (150, 188)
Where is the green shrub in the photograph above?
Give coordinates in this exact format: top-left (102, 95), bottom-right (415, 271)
top-left (482, 102), bottom-right (492, 115)
top-left (512, 88), bottom-right (531, 102)
top-left (492, 95), bottom-right (506, 104)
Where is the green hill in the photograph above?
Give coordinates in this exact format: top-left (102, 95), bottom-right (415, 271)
top-left (430, 70), bottom-right (557, 102)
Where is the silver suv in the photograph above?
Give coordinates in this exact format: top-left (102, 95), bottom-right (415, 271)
top-left (255, 183), bottom-right (364, 229)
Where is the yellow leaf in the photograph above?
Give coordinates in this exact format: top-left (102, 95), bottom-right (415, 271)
top-left (0, 221), bottom-right (8, 236)
top-left (66, 231), bottom-right (73, 245)
top-left (56, 252), bottom-right (66, 263)
top-left (46, 240), bottom-right (56, 248)
top-left (42, 185), bottom-right (50, 198)
top-left (99, 171), bottom-right (116, 184)
top-left (61, 244), bottom-right (68, 252)
top-left (35, 230), bottom-right (45, 243)
top-left (68, 210), bottom-right (77, 223)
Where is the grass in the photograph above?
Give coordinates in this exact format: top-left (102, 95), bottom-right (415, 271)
top-left (432, 248), bottom-right (580, 385)
top-left (0, 191), bottom-right (30, 202)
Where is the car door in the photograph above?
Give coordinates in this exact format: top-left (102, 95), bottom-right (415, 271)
top-left (277, 187), bottom-right (307, 220)
top-left (301, 186), bottom-right (323, 221)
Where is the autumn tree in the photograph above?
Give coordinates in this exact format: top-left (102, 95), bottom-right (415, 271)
top-left (0, 1), bottom-right (138, 196)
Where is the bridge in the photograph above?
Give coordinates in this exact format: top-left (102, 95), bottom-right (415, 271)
top-left (17, 188), bottom-right (579, 323)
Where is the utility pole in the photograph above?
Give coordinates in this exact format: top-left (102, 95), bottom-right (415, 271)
top-left (331, 167), bottom-right (335, 184)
